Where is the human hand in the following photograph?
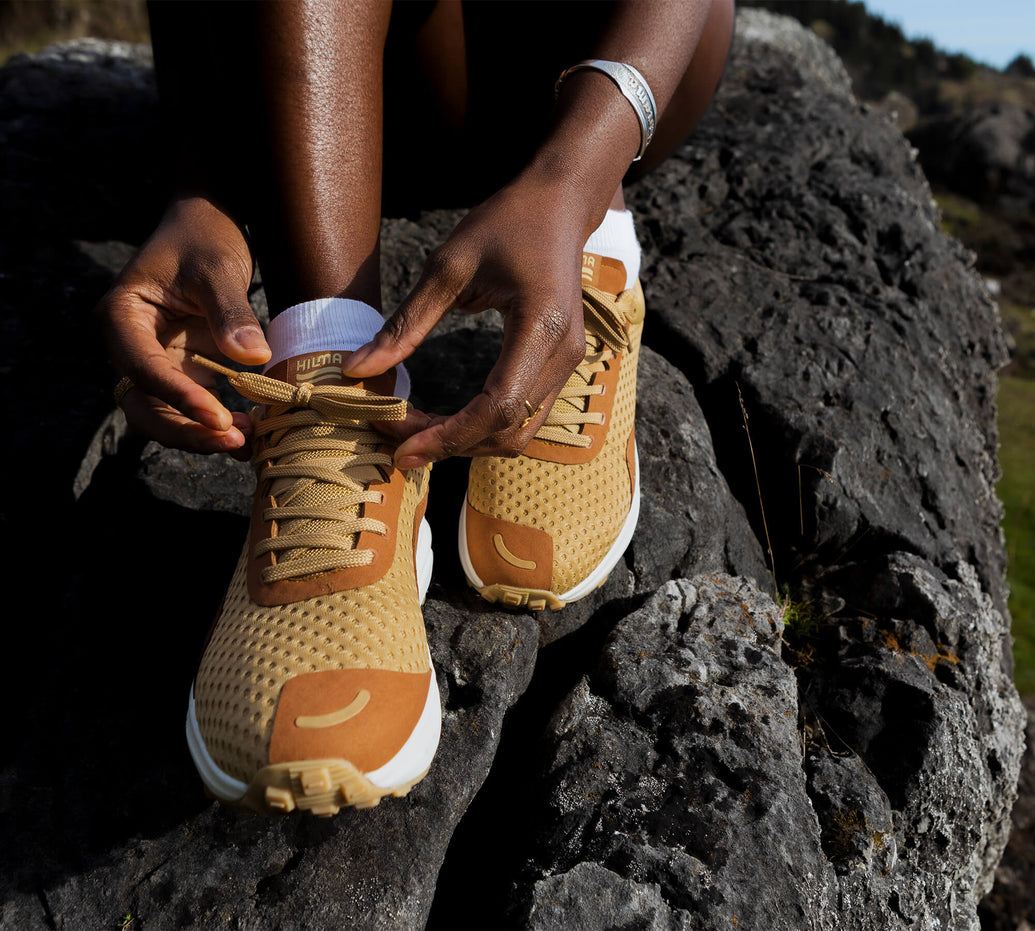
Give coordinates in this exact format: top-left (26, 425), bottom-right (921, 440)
top-left (344, 175), bottom-right (591, 467)
top-left (96, 196), bottom-right (271, 460)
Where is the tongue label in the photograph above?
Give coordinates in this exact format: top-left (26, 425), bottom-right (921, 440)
top-left (266, 352), bottom-right (399, 396)
top-left (582, 253), bottom-right (627, 296)
top-left (292, 352), bottom-right (348, 386)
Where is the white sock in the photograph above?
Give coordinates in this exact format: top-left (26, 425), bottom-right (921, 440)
top-left (583, 209), bottom-right (641, 289)
top-left (264, 298), bottom-right (409, 399)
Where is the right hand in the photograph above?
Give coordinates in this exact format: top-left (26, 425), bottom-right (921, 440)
top-left (96, 196), bottom-right (271, 459)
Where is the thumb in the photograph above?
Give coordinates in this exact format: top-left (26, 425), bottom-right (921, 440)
top-left (200, 275), bottom-right (271, 366)
top-left (345, 248), bottom-right (465, 376)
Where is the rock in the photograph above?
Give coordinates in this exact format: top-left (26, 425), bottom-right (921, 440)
top-left (979, 699), bottom-right (1035, 928)
top-left (871, 90), bottom-right (920, 133)
top-left (0, 39), bottom-right (164, 242)
top-left (0, 9), bottom-right (1025, 931)
top-left (516, 579), bottom-right (837, 931)
top-left (528, 862), bottom-right (693, 931)
top-left (631, 9), bottom-right (1011, 624)
top-left (910, 102), bottom-right (1035, 215)
top-left (732, 7), bottom-right (854, 101)
top-left (515, 566), bottom-right (1023, 930)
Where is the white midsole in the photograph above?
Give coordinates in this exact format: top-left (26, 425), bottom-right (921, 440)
top-left (185, 517), bottom-right (439, 800)
top-left (458, 444), bottom-right (641, 603)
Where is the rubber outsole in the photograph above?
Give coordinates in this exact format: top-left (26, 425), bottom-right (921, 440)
top-left (186, 518), bottom-right (439, 815)
top-left (459, 445), bottom-right (640, 611)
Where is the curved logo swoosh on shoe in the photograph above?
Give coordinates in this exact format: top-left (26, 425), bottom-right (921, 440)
top-left (294, 689), bottom-right (371, 729)
top-left (493, 533), bottom-right (537, 570)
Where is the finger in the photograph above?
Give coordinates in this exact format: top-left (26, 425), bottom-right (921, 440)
top-left (345, 246), bottom-right (468, 376)
top-left (100, 289), bottom-right (234, 432)
top-left (394, 297), bottom-right (583, 464)
top-left (121, 389), bottom-right (248, 455)
top-left (393, 382), bottom-right (562, 467)
top-left (194, 270), bottom-right (271, 366)
top-left (371, 405), bottom-right (439, 444)
top-left (227, 411), bottom-right (255, 462)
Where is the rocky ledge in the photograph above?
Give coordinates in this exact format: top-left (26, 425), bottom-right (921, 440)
top-left (0, 12), bottom-right (1026, 930)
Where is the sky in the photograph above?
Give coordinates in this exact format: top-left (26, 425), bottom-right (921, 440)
top-left (862, 0), bottom-right (1035, 70)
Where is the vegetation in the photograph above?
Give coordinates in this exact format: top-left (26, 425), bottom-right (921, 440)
top-left (0, 0), bottom-right (148, 64)
top-left (998, 378), bottom-right (1035, 692)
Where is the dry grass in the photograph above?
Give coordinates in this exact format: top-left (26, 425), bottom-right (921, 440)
top-left (0, 0), bottom-right (149, 64)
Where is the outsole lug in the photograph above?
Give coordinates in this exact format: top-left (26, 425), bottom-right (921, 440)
top-left (475, 582), bottom-right (568, 612)
top-left (234, 760), bottom-right (432, 816)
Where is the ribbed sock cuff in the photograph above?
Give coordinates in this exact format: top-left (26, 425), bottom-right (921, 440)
top-left (584, 209), bottom-right (641, 289)
top-left (264, 298), bottom-right (409, 399)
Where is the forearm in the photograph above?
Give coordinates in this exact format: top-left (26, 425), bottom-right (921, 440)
top-left (524, 0), bottom-right (717, 238)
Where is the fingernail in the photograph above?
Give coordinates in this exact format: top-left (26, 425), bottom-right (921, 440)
top-left (396, 454), bottom-right (430, 470)
top-left (217, 427), bottom-right (245, 448)
top-left (344, 343), bottom-right (373, 373)
top-left (233, 326), bottom-right (269, 355)
top-left (199, 408), bottom-right (232, 432)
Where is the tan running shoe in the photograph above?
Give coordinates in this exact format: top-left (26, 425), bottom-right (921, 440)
top-left (460, 253), bottom-right (643, 611)
top-left (185, 353), bottom-right (438, 816)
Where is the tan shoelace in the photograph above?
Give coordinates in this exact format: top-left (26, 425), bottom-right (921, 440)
top-left (533, 285), bottom-right (630, 449)
top-left (194, 355), bottom-right (408, 582)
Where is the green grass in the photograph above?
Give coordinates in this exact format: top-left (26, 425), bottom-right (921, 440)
top-left (998, 376), bottom-right (1035, 692)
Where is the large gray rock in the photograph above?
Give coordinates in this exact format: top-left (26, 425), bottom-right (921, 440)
top-left (630, 14), bottom-right (1011, 624)
top-left (515, 565), bottom-right (1023, 930)
top-left (521, 578), bottom-right (836, 930)
top-left (910, 102), bottom-right (1035, 215)
top-left (0, 9), bottom-right (1025, 931)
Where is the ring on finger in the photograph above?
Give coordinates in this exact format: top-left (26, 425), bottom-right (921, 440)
top-left (113, 375), bottom-right (135, 408)
top-left (520, 399), bottom-right (543, 430)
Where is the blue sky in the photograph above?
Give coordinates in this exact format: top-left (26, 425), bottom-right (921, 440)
top-left (862, 0), bottom-right (1034, 69)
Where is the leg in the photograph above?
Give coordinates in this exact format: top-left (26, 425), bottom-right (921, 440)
top-left (151, 1), bottom-right (442, 815)
top-left (150, 0), bottom-right (390, 315)
top-left (246, 0), bottom-right (391, 314)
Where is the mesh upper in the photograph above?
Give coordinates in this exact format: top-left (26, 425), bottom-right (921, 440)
top-left (194, 469), bottom-right (429, 783)
top-left (467, 285), bottom-right (643, 594)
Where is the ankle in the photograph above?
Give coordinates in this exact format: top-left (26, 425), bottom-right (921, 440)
top-left (584, 209), bottom-right (641, 288)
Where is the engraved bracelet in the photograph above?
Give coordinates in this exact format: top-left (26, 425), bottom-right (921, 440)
top-left (554, 59), bottom-right (658, 161)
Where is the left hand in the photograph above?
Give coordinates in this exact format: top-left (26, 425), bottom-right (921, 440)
top-left (344, 173), bottom-right (592, 467)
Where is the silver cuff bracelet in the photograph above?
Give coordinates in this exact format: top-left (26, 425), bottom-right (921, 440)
top-left (555, 59), bottom-right (658, 161)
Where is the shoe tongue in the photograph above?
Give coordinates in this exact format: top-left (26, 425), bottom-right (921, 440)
top-left (264, 351), bottom-right (394, 507)
top-left (266, 351), bottom-right (398, 396)
top-left (581, 252), bottom-right (627, 297)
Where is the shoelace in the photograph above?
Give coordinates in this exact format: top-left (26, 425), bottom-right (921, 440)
top-left (533, 285), bottom-right (630, 448)
top-left (193, 355), bottom-right (408, 582)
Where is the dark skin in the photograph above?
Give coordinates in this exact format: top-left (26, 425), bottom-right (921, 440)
top-left (97, 0), bottom-right (734, 466)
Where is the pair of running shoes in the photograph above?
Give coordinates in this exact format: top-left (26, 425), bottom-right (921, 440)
top-left (186, 253), bottom-right (643, 815)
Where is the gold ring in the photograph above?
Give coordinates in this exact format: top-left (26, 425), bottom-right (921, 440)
top-left (520, 399), bottom-right (543, 429)
top-left (113, 375), bottom-right (135, 407)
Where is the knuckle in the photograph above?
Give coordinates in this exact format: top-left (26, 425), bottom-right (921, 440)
top-left (486, 392), bottom-right (524, 428)
top-left (562, 328), bottom-right (587, 369)
top-left (377, 313), bottom-right (409, 350)
top-left (93, 286), bottom-right (127, 326)
top-left (530, 302), bottom-right (569, 343)
top-left (189, 249), bottom-right (246, 286)
top-left (423, 246), bottom-right (466, 295)
top-left (437, 434), bottom-right (462, 459)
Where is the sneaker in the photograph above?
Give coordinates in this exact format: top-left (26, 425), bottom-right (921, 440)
top-left (185, 352), bottom-right (439, 815)
top-left (459, 253), bottom-right (643, 610)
